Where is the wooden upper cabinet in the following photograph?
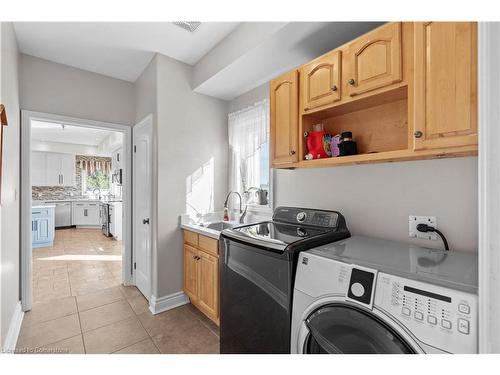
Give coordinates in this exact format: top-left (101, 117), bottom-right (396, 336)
top-left (301, 50), bottom-right (341, 112)
top-left (413, 22), bottom-right (477, 150)
top-left (270, 70), bottom-right (299, 166)
top-left (345, 22), bottom-right (402, 97)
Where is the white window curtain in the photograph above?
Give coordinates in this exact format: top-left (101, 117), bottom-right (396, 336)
top-left (228, 99), bottom-right (270, 200)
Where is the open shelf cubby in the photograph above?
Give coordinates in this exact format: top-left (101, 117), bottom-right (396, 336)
top-left (300, 86), bottom-right (410, 166)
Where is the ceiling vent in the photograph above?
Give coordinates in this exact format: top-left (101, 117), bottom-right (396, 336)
top-left (173, 22), bottom-right (201, 33)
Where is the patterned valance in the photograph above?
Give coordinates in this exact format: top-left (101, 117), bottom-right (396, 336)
top-left (77, 155), bottom-right (112, 175)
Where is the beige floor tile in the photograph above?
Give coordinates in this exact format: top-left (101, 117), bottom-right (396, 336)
top-left (40, 334), bottom-right (85, 354)
top-left (23, 296), bottom-right (77, 327)
top-left (76, 286), bottom-right (124, 312)
top-left (17, 314), bottom-right (81, 349)
top-left (127, 295), bottom-right (150, 315)
top-left (152, 319), bottom-right (219, 354)
top-left (83, 317), bottom-right (148, 354)
top-left (119, 285), bottom-right (143, 300)
top-left (113, 338), bottom-right (160, 354)
top-left (79, 299), bottom-right (135, 332)
top-left (137, 305), bottom-right (199, 337)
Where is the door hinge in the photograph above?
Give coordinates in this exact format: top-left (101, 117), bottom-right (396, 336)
top-left (134, 262), bottom-right (137, 270)
top-left (134, 145), bottom-right (137, 153)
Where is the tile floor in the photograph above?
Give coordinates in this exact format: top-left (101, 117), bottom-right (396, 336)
top-left (17, 228), bottom-right (219, 354)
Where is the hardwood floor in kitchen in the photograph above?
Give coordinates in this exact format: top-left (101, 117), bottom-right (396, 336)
top-left (16, 228), bottom-right (219, 354)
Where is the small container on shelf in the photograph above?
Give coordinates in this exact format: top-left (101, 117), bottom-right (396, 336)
top-left (304, 123), bottom-right (332, 160)
top-left (338, 131), bottom-right (358, 156)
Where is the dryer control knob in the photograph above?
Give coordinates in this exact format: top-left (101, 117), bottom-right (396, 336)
top-left (351, 282), bottom-right (365, 298)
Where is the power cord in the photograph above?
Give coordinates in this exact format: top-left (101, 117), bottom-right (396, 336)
top-left (416, 224), bottom-right (449, 251)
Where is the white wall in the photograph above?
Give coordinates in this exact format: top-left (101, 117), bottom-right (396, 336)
top-left (31, 140), bottom-right (104, 156)
top-left (19, 54), bottom-right (135, 125)
top-left (0, 22), bottom-right (21, 347)
top-left (154, 54), bottom-right (228, 299)
top-left (230, 83), bottom-right (478, 253)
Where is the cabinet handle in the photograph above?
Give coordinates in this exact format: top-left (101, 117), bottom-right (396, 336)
top-left (414, 131), bottom-right (423, 139)
top-left (84, 209), bottom-right (88, 217)
top-left (330, 85), bottom-right (338, 92)
top-left (289, 150), bottom-right (296, 156)
top-left (348, 78), bottom-right (355, 85)
top-left (61, 174), bottom-right (64, 185)
top-left (33, 221), bottom-right (38, 231)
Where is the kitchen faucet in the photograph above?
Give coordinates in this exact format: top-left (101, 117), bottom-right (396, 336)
top-left (224, 191), bottom-right (247, 223)
top-left (93, 188), bottom-right (101, 200)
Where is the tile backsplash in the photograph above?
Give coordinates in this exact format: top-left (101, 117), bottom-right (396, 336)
top-left (32, 155), bottom-right (112, 200)
top-left (32, 186), bottom-right (83, 201)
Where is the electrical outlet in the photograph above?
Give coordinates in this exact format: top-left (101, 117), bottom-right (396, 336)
top-left (409, 215), bottom-right (438, 240)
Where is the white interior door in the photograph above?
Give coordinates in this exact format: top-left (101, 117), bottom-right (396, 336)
top-left (133, 116), bottom-right (152, 300)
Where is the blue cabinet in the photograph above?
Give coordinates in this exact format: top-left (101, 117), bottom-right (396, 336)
top-left (32, 206), bottom-right (55, 248)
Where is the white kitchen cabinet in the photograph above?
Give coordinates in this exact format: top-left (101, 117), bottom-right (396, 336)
top-left (31, 151), bottom-right (75, 186)
top-left (60, 154), bottom-right (76, 186)
top-left (72, 201), bottom-right (100, 226)
top-left (31, 151), bottom-right (46, 186)
top-left (45, 153), bottom-right (63, 186)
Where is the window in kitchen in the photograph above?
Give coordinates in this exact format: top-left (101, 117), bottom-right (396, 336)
top-left (228, 99), bottom-right (270, 207)
top-left (79, 157), bottom-right (112, 196)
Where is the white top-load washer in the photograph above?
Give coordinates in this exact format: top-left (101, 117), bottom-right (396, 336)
top-left (291, 236), bottom-right (478, 354)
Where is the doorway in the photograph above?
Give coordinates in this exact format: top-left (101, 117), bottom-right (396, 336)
top-left (20, 111), bottom-right (133, 312)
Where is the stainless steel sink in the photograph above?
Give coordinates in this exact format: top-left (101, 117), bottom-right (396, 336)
top-left (202, 221), bottom-right (236, 231)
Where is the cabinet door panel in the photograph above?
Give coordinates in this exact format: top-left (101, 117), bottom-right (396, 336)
top-left (60, 154), bottom-right (75, 186)
top-left (36, 218), bottom-right (50, 242)
top-left (270, 70), bottom-right (299, 166)
top-left (413, 22), bottom-right (477, 150)
top-left (301, 50), bottom-right (341, 111)
top-left (31, 151), bottom-right (46, 186)
top-left (197, 251), bottom-right (219, 319)
top-left (184, 245), bottom-right (199, 303)
top-left (45, 153), bottom-right (62, 186)
top-left (346, 22), bottom-right (402, 96)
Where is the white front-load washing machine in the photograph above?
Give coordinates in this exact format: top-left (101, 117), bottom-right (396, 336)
top-left (291, 236), bottom-right (478, 354)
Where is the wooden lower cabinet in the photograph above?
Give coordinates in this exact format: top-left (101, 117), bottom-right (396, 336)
top-left (183, 230), bottom-right (220, 325)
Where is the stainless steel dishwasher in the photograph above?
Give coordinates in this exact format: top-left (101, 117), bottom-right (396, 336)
top-left (47, 201), bottom-right (72, 228)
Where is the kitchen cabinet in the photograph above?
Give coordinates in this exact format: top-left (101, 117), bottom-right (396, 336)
top-left (413, 22), bottom-right (478, 150)
top-left (344, 22), bottom-right (402, 97)
top-left (270, 70), bottom-right (299, 167)
top-left (31, 151), bottom-right (75, 186)
top-left (269, 22), bottom-right (477, 170)
top-left (301, 50), bottom-right (341, 112)
top-left (72, 201), bottom-right (100, 226)
top-left (183, 230), bottom-right (219, 325)
top-left (31, 151), bottom-right (45, 186)
top-left (32, 206), bottom-right (55, 248)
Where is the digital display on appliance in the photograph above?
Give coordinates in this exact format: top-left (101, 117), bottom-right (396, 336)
top-left (404, 286), bottom-right (451, 303)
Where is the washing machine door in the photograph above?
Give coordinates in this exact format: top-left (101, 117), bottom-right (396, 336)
top-left (303, 304), bottom-right (416, 354)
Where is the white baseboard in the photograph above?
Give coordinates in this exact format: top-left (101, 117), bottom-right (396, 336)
top-left (2, 302), bottom-right (24, 353)
top-left (149, 291), bottom-right (189, 315)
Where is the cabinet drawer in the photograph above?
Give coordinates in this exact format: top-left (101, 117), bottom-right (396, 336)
top-left (32, 208), bottom-right (51, 217)
top-left (198, 235), bottom-right (218, 256)
top-left (183, 230), bottom-right (198, 247)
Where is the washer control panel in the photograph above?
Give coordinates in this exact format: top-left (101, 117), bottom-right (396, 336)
top-left (375, 273), bottom-right (477, 353)
top-left (272, 207), bottom-right (339, 228)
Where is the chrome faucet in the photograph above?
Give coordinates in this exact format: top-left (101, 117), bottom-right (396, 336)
top-left (93, 188), bottom-right (101, 200)
top-left (224, 191), bottom-right (247, 223)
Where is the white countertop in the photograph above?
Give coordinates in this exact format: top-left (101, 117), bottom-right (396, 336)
top-left (180, 212), bottom-right (223, 239)
top-left (32, 205), bottom-right (56, 209)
